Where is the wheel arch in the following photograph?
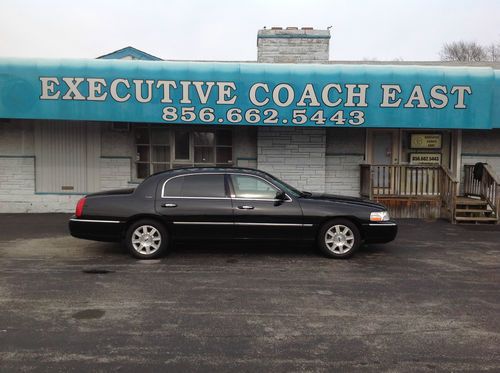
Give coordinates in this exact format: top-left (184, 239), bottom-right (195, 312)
top-left (316, 216), bottom-right (365, 241)
top-left (123, 214), bottom-right (170, 239)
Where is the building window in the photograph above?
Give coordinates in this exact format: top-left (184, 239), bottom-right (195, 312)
top-left (134, 126), bottom-right (233, 179)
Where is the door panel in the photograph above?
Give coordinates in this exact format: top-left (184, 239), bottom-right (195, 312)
top-left (156, 174), bottom-right (234, 239)
top-left (229, 174), bottom-right (303, 240)
top-left (232, 199), bottom-right (304, 240)
top-left (158, 198), bottom-right (233, 239)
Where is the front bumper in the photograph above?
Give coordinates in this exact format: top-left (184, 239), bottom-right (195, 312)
top-left (362, 221), bottom-right (398, 244)
top-left (68, 216), bottom-right (125, 242)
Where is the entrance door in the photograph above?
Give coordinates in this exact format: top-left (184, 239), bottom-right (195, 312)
top-left (372, 132), bottom-right (393, 165)
top-left (372, 131), bottom-right (394, 191)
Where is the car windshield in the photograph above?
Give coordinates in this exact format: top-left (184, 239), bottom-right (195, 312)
top-left (265, 174), bottom-right (308, 198)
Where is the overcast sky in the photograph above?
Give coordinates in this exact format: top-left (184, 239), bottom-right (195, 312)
top-left (1, 0), bottom-right (499, 61)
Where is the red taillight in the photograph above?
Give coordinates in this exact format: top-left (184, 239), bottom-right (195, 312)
top-left (75, 197), bottom-right (86, 218)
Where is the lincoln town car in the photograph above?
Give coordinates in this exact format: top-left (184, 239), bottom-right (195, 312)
top-left (69, 167), bottom-right (397, 259)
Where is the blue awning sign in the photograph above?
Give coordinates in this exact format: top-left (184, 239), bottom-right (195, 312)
top-left (0, 58), bottom-right (498, 129)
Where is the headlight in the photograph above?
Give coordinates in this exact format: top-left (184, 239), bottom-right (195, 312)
top-left (370, 211), bottom-right (390, 222)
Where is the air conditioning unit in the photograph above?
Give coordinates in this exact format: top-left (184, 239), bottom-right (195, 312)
top-left (111, 122), bottom-right (130, 132)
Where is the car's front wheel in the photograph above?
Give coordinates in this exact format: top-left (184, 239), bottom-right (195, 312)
top-left (318, 219), bottom-right (361, 259)
top-left (125, 219), bottom-right (168, 259)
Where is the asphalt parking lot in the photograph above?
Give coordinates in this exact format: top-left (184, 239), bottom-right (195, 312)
top-left (0, 214), bottom-right (499, 372)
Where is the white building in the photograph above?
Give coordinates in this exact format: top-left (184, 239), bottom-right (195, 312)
top-left (0, 27), bottom-right (499, 223)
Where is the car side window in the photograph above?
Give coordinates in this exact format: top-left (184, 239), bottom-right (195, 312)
top-left (162, 176), bottom-right (184, 197)
top-left (230, 175), bottom-right (278, 199)
top-left (163, 174), bottom-right (226, 198)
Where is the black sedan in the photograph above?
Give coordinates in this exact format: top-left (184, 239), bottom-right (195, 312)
top-left (69, 167), bottom-right (397, 259)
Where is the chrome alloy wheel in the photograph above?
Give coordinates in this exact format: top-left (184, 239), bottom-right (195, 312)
top-left (324, 224), bottom-right (355, 254)
top-left (131, 225), bottom-right (162, 255)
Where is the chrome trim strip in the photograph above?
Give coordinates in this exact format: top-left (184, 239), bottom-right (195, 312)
top-left (161, 196), bottom-right (231, 200)
top-left (70, 218), bottom-right (122, 224)
top-left (160, 171), bottom-right (293, 202)
top-left (172, 221), bottom-right (307, 227)
top-left (236, 222), bottom-right (302, 227)
top-left (232, 197), bottom-right (289, 202)
top-left (163, 196), bottom-right (288, 202)
top-left (173, 221), bottom-right (233, 225)
top-left (161, 172), bottom-right (227, 199)
top-left (368, 223), bottom-right (397, 226)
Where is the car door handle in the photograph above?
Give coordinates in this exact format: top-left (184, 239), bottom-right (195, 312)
top-left (162, 203), bottom-right (177, 208)
top-left (238, 205), bottom-right (254, 210)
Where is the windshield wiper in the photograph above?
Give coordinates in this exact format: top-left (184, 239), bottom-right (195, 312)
top-left (300, 191), bottom-right (313, 197)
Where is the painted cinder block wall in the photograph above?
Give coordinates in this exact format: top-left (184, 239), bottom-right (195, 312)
top-left (257, 127), bottom-right (326, 192)
top-left (257, 27), bottom-right (330, 63)
top-left (0, 120), bottom-right (132, 213)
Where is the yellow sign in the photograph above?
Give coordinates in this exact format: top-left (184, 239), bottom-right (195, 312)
top-left (410, 153), bottom-right (441, 165)
top-left (410, 134), bottom-right (442, 149)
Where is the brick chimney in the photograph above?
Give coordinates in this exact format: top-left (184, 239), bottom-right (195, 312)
top-left (257, 27), bottom-right (331, 63)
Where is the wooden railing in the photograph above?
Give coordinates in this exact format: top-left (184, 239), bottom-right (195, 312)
top-left (441, 166), bottom-right (459, 223)
top-left (360, 164), bottom-right (459, 221)
top-left (360, 164), bottom-right (442, 197)
top-left (464, 164), bottom-right (500, 219)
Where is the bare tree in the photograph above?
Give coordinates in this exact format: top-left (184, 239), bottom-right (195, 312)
top-left (485, 43), bottom-right (500, 61)
top-left (440, 41), bottom-right (487, 62)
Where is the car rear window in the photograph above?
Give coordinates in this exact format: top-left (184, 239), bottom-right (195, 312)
top-left (163, 174), bottom-right (226, 198)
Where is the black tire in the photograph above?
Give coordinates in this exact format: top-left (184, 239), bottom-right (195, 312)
top-left (318, 218), bottom-right (361, 259)
top-left (125, 219), bottom-right (169, 259)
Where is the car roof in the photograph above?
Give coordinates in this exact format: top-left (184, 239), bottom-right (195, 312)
top-left (136, 167), bottom-right (273, 195)
top-left (150, 166), bottom-right (269, 178)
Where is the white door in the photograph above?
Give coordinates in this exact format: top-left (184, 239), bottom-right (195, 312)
top-left (35, 121), bottom-right (100, 193)
top-left (372, 132), bottom-right (393, 165)
top-left (372, 131), bottom-right (394, 190)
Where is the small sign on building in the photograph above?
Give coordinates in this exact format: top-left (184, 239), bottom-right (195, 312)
top-left (410, 134), bottom-right (442, 149)
top-left (410, 153), bottom-right (441, 165)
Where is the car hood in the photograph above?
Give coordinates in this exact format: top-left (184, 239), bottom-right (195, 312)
top-left (305, 193), bottom-right (387, 210)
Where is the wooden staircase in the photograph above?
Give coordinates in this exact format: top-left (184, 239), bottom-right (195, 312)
top-left (454, 196), bottom-right (498, 224)
top-left (459, 164), bottom-right (500, 225)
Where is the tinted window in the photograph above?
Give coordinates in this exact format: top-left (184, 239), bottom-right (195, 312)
top-left (163, 174), bottom-right (226, 198)
top-left (231, 175), bottom-right (278, 199)
top-left (163, 176), bottom-right (184, 196)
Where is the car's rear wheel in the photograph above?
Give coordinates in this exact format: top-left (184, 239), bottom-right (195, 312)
top-left (126, 219), bottom-right (168, 259)
top-left (318, 219), bottom-right (361, 259)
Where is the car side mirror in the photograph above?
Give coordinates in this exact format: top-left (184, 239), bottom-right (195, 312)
top-left (275, 190), bottom-right (287, 200)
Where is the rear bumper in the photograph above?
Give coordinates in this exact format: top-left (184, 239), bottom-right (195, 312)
top-left (362, 221), bottom-right (398, 244)
top-left (68, 217), bottom-right (125, 242)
